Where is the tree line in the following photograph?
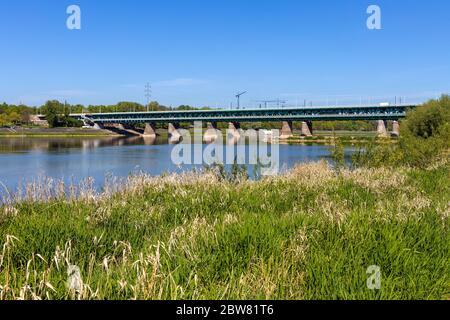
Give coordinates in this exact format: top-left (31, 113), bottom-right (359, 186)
top-left (0, 100), bottom-right (210, 128)
top-left (0, 103), bottom-right (35, 127)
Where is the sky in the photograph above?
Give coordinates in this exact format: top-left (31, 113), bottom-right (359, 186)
top-left (0, 0), bottom-right (449, 108)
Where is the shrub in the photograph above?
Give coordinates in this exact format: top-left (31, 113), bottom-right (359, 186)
top-left (353, 95), bottom-right (450, 168)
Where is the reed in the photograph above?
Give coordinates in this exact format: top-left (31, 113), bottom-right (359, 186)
top-left (0, 160), bottom-right (448, 300)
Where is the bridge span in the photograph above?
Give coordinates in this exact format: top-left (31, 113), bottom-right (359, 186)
top-left (69, 104), bottom-right (415, 141)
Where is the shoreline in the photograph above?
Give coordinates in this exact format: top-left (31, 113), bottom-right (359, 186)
top-left (0, 127), bottom-right (386, 140)
top-left (0, 127), bottom-right (119, 138)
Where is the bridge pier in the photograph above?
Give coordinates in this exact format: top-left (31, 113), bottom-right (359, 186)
top-left (143, 122), bottom-right (157, 138)
top-left (116, 123), bottom-right (143, 136)
top-left (227, 122), bottom-right (242, 145)
top-left (228, 122), bottom-right (241, 138)
top-left (280, 121), bottom-right (294, 139)
top-left (204, 122), bottom-right (221, 143)
top-left (168, 123), bottom-right (182, 143)
top-left (392, 121), bottom-right (400, 137)
top-left (116, 123), bottom-right (126, 131)
top-left (301, 121), bottom-right (313, 137)
top-left (93, 123), bottom-right (104, 130)
top-left (142, 136), bottom-right (156, 145)
top-left (377, 120), bottom-right (389, 137)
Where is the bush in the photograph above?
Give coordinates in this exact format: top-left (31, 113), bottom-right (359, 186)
top-left (353, 95), bottom-right (450, 168)
top-left (403, 95), bottom-right (450, 138)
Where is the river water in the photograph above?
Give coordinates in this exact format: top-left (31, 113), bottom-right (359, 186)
top-left (0, 136), bottom-right (357, 193)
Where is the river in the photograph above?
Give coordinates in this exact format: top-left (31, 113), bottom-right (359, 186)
top-left (0, 136), bottom-right (357, 193)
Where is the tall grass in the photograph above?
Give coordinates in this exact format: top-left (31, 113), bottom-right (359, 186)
top-left (0, 159), bottom-right (448, 300)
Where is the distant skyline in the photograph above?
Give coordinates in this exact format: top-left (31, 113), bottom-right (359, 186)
top-left (1, 0), bottom-right (449, 107)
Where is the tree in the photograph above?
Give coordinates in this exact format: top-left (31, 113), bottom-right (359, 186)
top-left (41, 100), bottom-right (64, 128)
top-left (353, 95), bottom-right (450, 168)
top-left (148, 101), bottom-right (160, 111)
top-left (20, 108), bottom-right (32, 124)
top-left (403, 95), bottom-right (450, 139)
top-left (0, 113), bottom-right (9, 127)
top-left (7, 111), bottom-right (21, 125)
top-left (116, 101), bottom-right (145, 112)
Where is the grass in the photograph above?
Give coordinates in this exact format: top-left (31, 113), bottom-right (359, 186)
top-left (0, 160), bottom-right (449, 300)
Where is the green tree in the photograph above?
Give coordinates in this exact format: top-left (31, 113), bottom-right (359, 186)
top-left (41, 100), bottom-right (64, 128)
top-left (20, 108), bottom-right (33, 124)
top-left (0, 113), bottom-right (9, 127)
top-left (7, 111), bottom-right (21, 125)
top-left (403, 95), bottom-right (450, 138)
top-left (353, 95), bottom-right (450, 168)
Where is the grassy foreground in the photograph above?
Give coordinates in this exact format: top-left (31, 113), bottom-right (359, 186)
top-left (0, 160), bottom-right (449, 300)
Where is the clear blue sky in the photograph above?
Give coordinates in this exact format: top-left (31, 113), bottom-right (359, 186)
top-left (1, 0), bottom-right (449, 107)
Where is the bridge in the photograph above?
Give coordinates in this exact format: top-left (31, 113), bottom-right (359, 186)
top-left (68, 104), bottom-right (415, 141)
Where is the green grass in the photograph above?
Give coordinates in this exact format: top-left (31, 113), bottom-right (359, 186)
top-left (0, 161), bottom-right (449, 300)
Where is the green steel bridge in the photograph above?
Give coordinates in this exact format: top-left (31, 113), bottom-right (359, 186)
top-left (72, 105), bottom-right (416, 124)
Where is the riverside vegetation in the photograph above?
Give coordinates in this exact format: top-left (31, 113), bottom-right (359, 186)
top-left (0, 96), bottom-right (449, 300)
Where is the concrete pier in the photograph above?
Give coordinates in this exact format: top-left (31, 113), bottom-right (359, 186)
top-left (93, 123), bottom-right (104, 130)
top-left (112, 123), bottom-right (143, 136)
top-left (168, 123), bottom-right (182, 143)
top-left (142, 136), bottom-right (156, 145)
top-left (377, 120), bottom-right (389, 137)
top-left (204, 122), bottom-right (221, 143)
top-left (392, 121), bottom-right (400, 137)
top-left (280, 121), bottom-right (294, 139)
top-left (227, 122), bottom-right (242, 145)
top-left (116, 123), bottom-right (126, 131)
top-left (143, 122), bottom-right (157, 138)
top-left (228, 122), bottom-right (241, 138)
top-left (301, 121), bottom-right (313, 137)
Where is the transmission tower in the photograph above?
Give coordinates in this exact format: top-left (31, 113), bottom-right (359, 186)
top-left (145, 83), bottom-right (152, 111)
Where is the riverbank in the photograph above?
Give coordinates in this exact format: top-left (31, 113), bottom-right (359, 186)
top-left (0, 127), bottom-right (118, 137)
top-left (0, 126), bottom-right (380, 140)
top-left (0, 159), bottom-right (448, 300)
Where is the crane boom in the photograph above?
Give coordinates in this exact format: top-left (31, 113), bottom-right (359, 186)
top-left (235, 91), bottom-right (247, 109)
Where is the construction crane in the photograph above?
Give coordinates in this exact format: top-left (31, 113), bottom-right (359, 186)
top-left (254, 99), bottom-right (287, 109)
top-left (235, 91), bottom-right (247, 109)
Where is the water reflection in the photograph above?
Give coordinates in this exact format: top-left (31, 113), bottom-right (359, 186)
top-left (0, 136), bottom-right (163, 153)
